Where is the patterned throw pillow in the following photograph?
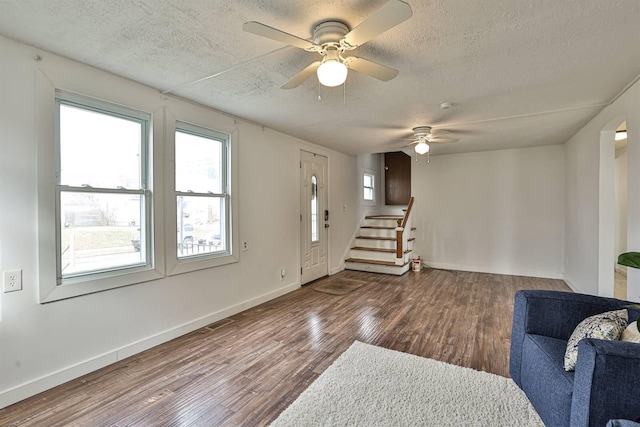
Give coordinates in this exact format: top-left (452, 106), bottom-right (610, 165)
top-left (564, 309), bottom-right (628, 371)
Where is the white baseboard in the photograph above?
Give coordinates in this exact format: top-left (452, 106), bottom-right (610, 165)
top-left (424, 261), bottom-right (564, 280)
top-left (330, 263), bottom-right (345, 275)
top-left (0, 281), bottom-right (300, 409)
top-left (562, 276), bottom-right (585, 294)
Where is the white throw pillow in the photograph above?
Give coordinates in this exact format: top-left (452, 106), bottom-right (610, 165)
top-left (621, 321), bottom-right (640, 343)
top-left (563, 309), bottom-right (628, 371)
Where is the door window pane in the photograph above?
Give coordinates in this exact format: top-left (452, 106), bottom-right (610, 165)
top-left (311, 175), bottom-right (318, 242)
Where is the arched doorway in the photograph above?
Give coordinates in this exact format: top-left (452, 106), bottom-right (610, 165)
top-left (598, 118), bottom-right (627, 298)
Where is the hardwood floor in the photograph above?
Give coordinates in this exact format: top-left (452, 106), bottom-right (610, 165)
top-left (0, 269), bottom-right (569, 426)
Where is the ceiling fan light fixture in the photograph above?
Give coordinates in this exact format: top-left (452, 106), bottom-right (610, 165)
top-left (415, 141), bottom-right (430, 155)
top-left (317, 49), bottom-right (348, 87)
top-left (317, 60), bottom-right (348, 87)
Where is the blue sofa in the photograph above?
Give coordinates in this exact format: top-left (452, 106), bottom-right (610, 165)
top-left (510, 290), bottom-right (640, 426)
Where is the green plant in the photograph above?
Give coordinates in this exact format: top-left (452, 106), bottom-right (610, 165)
top-left (617, 252), bottom-right (640, 329)
top-left (618, 252), bottom-right (640, 269)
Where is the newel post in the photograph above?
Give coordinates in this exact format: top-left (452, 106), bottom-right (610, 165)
top-left (396, 218), bottom-right (404, 262)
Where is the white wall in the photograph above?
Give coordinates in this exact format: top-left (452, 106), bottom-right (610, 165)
top-left (0, 35), bottom-right (359, 407)
top-left (565, 78), bottom-right (640, 299)
top-left (411, 145), bottom-right (565, 278)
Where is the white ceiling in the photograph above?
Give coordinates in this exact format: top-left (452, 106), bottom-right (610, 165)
top-left (1, 0), bottom-right (639, 156)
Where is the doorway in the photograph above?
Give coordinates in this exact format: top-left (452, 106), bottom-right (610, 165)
top-left (599, 119), bottom-right (627, 298)
top-left (614, 122), bottom-right (628, 299)
top-left (300, 150), bottom-right (328, 284)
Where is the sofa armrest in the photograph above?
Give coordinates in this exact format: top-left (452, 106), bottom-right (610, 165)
top-left (509, 290), bottom-right (629, 386)
top-left (571, 339), bottom-right (640, 427)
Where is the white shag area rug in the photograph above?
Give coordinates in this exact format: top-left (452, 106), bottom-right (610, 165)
top-left (271, 341), bottom-right (542, 427)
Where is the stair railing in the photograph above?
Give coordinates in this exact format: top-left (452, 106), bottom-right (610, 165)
top-left (395, 196), bottom-right (414, 265)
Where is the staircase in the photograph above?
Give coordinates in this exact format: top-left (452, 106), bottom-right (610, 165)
top-left (345, 214), bottom-right (416, 275)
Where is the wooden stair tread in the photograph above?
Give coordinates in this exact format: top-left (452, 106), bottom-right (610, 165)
top-left (345, 258), bottom-right (410, 267)
top-left (356, 236), bottom-right (396, 241)
top-left (360, 226), bottom-right (395, 230)
top-left (351, 246), bottom-right (395, 253)
top-left (365, 215), bottom-right (403, 220)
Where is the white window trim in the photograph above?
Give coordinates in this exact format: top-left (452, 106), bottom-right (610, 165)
top-left (37, 78), bottom-right (164, 303)
top-left (362, 169), bottom-right (376, 206)
top-left (164, 109), bottom-right (239, 276)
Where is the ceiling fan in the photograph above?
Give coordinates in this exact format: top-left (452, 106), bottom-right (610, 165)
top-left (402, 126), bottom-right (460, 156)
top-left (243, 0), bottom-right (413, 89)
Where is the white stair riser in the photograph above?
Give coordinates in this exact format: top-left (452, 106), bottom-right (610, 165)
top-left (345, 262), bottom-right (412, 276)
top-left (355, 238), bottom-right (396, 250)
top-left (363, 219), bottom-right (401, 228)
top-left (354, 240), bottom-right (414, 251)
top-left (359, 228), bottom-right (396, 238)
top-left (349, 249), bottom-right (396, 262)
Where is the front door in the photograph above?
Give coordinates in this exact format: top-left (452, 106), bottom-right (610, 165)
top-left (300, 150), bottom-right (328, 284)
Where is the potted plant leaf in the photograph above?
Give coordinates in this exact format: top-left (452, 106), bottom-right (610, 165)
top-left (617, 252), bottom-right (640, 329)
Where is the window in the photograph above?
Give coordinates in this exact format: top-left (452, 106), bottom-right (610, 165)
top-left (363, 172), bottom-right (375, 201)
top-left (175, 122), bottom-right (231, 260)
top-left (55, 91), bottom-right (152, 285)
top-left (311, 175), bottom-right (319, 242)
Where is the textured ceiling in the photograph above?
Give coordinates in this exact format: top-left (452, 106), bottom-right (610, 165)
top-left (1, 0), bottom-right (639, 155)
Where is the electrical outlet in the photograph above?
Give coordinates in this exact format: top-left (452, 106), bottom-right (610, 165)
top-left (242, 240), bottom-right (249, 251)
top-left (3, 269), bottom-right (22, 293)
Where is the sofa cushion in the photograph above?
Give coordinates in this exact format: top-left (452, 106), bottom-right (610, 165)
top-left (521, 334), bottom-right (574, 427)
top-left (564, 309), bottom-right (628, 371)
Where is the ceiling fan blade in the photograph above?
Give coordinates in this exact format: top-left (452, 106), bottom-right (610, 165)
top-left (281, 61), bottom-right (322, 89)
top-left (243, 21), bottom-right (315, 50)
top-left (346, 57), bottom-right (399, 81)
top-left (430, 129), bottom-right (451, 136)
top-left (429, 137), bottom-right (460, 143)
top-left (342, 0), bottom-right (413, 47)
top-left (401, 141), bottom-right (418, 147)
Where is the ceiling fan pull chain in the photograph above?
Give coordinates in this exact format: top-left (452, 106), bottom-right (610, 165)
top-left (317, 80), bottom-right (322, 102)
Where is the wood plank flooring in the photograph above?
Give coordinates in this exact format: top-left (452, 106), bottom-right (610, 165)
top-left (0, 269), bottom-right (569, 427)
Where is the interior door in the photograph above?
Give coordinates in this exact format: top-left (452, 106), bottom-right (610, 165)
top-left (301, 150), bottom-right (328, 284)
top-left (385, 151), bottom-right (411, 205)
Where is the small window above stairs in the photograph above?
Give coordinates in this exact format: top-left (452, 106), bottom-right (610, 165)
top-left (345, 215), bottom-right (416, 275)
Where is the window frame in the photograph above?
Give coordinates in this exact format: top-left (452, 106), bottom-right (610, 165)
top-left (165, 114), bottom-right (239, 276)
top-left (174, 121), bottom-right (230, 260)
top-left (363, 170), bottom-right (376, 205)
top-left (55, 91), bottom-right (153, 283)
top-left (38, 87), bottom-right (164, 303)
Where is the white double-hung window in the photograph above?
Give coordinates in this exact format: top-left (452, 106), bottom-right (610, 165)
top-left (363, 172), bottom-right (375, 201)
top-left (55, 91), bottom-right (152, 286)
top-left (173, 122), bottom-right (232, 263)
